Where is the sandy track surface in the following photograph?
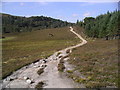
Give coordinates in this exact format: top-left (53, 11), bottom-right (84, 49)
top-left (2, 27), bottom-right (87, 88)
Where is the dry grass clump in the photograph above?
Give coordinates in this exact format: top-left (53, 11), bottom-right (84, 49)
top-left (37, 68), bottom-right (44, 75)
top-left (35, 81), bottom-right (44, 88)
top-left (58, 59), bottom-right (65, 72)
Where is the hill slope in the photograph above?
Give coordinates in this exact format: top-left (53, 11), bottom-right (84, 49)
top-left (2, 13), bottom-right (73, 33)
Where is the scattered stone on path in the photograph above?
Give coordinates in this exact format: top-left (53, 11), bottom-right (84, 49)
top-left (58, 55), bottom-right (63, 58)
top-left (34, 62), bottom-right (39, 65)
top-left (33, 66), bottom-right (38, 68)
top-left (29, 63), bottom-right (34, 67)
top-left (24, 77), bottom-right (29, 80)
top-left (64, 57), bottom-right (70, 61)
top-left (43, 59), bottom-right (47, 63)
top-left (26, 79), bottom-right (32, 84)
top-left (9, 78), bottom-right (14, 81)
top-left (6, 77), bottom-right (11, 81)
top-left (41, 64), bottom-right (47, 68)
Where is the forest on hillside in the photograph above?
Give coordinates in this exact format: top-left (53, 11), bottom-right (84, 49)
top-left (2, 13), bottom-right (73, 33)
top-left (77, 10), bottom-right (120, 38)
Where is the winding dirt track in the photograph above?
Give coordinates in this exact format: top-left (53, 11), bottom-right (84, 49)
top-left (2, 27), bottom-right (87, 88)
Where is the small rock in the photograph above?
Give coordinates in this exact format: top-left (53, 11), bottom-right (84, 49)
top-left (58, 55), bottom-right (62, 58)
top-left (64, 57), bottom-right (70, 61)
top-left (31, 79), bottom-right (35, 84)
top-left (37, 65), bottom-right (40, 67)
top-left (73, 77), bottom-right (76, 80)
top-left (24, 77), bottom-right (29, 80)
top-left (6, 77), bottom-right (11, 81)
top-left (35, 62), bottom-right (39, 65)
top-left (33, 66), bottom-right (38, 68)
top-left (41, 64), bottom-right (47, 68)
top-left (43, 60), bottom-right (47, 63)
top-left (10, 78), bottom-right (14, 81)
top-left (26, 79), bottom-right (32, 84)
top-left (29, 63), bottom-right (34, 67)
top-left (5, 77), bottom-right (14, 81)
top-left (56, 57), bottom-right (58, 60)
top-left (11, 76), bottom-right (17, 80)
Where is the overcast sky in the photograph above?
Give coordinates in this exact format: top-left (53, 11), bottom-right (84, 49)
top-left (2, 2), bottom-right (118, 23)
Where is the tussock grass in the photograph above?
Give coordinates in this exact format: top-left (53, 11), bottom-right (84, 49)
top-left (2, 27), bottom-right (79, 78)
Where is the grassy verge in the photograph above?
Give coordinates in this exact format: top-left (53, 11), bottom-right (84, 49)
top-left (2, 27), bottom-right (79, 78)
top-left (68, 38), bottom-right (118, 88)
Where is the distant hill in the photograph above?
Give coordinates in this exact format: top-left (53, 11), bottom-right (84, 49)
top-left (2, 13), bottom-right (74, 33)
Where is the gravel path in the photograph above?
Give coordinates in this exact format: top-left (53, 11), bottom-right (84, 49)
top-left (2, 27), bottom-right (87, 88)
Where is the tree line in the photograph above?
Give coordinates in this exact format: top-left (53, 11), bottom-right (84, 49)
top-left (2, 13), bottom-right (73, 33)
top-left (77, 10), bottom-right (120, 39)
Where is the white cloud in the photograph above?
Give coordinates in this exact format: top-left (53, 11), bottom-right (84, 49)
top-left (72, 14), bottom-right (79, 17)
top-left (83, 12), bottom-right (90, 17)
